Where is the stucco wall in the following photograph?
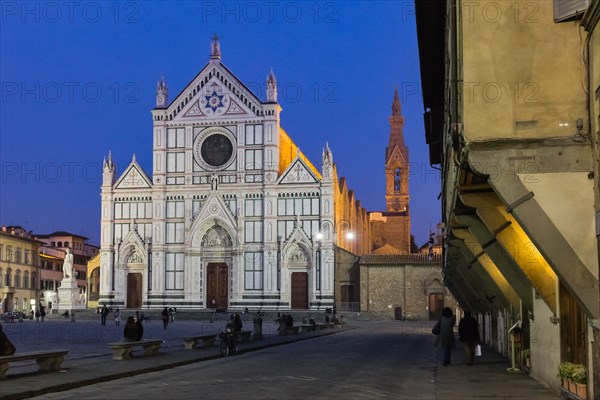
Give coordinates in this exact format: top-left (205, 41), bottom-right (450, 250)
top-left (461, 0), bottom-right (587, 141)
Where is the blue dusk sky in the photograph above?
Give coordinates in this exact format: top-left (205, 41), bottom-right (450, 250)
top-left (0, 1), bottom-right (440, 246)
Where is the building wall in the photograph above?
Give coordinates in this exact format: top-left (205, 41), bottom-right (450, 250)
top-left (0, 228), bottom-right (40, 314)
top-left (461, 1), bottom-right (587, 141)
top-left (359, 257), bottom-right (456, 320)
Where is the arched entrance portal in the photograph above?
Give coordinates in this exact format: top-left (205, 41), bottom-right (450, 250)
top-left (206, 263), bottom-right (228, 310)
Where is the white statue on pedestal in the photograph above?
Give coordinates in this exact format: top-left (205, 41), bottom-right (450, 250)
top-left (63, 248), bottom-right (74, 279)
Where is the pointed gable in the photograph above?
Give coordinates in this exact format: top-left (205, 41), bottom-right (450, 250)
top-left (385, 144), bottom-right (408, 167)
top-left (189, 193), bottom-right (238, 247)
top-left (114, 157), bottom-right (152, 189)
top-left (278, 157), bottom-right (319, 185)
top-left (167, 61), bottom-right (264, 122)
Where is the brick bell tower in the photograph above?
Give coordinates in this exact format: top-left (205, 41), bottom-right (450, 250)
top-left (385, 86), bottom-right (409, 213)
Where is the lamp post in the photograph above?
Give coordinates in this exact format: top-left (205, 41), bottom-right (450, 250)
top-left (314, 218), bottom-right (354, 316)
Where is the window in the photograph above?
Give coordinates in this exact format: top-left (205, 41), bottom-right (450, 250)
top-left (0, 268), bottom-right (3, 288)
top-left (0, 245), bottom-right (3, 261)
top-left (5, 269), bottom-right (11, 287)
top-left (167, 127), bottom-right (185, 148)
top-left (14, 249), bottom-right (21, 264)
top-left (245, 124), bottom-right (263, 145)
top-left (115, 202), bottom-right (152, 220)
top-left (192, 200), bottom-right (204, 218)
top-left (167, 152), bottom-right (185, 173)
top-left (14, 270), bottom-right (21, 288)
top-left (277, 220), bottom-right (295, 241)
top-left (24, 250), bottom-right (29, 264)
top-left (245, 149), bottom-right (263, 170)
top-left (51, 241), bottom-right (55, 247)
top-left (64, 241), bottom-right (69, 248)
top-left (5, 247), bottom-right (12, 262)
top-left (244, 252), bottom-right (263, 290)
top-left (244, 221), bottom-right (263, 243)
top-left (23, 271), bottom-right (29, 289)
top-left (245, 199), bottom-right (263, 217)
top-left (58, 241), bottom-right (62, 247)
top-left (165, 253), bottom-right (184, 290)
top-left (166, 222), bottom-right (184, 243)
top-left (316, 249), bottom-right (321, 290)
top-left (277, 197), bottom-right (319, 216)
top-left (166, 201), bottom-right (185, 218)
top-left (394, 168), bottom-right (401, 191)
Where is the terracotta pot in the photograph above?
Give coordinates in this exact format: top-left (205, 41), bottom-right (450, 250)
top-left (576, 383), bottom-right (587, 399)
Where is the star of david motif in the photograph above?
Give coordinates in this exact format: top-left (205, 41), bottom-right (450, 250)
top-left (205, 90), bottom-right (225, 112)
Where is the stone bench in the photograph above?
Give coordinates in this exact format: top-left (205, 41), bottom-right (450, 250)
top-left (298, 324), bottom-right (315, 333)
top-left (107, 339), bottom-right (163, 360)
top-left (183, 334), bottom-right (217, 350)
top-left (238, 330), bottom-right (252, 342)
top-left (0, 350), bottom-right (69, 379)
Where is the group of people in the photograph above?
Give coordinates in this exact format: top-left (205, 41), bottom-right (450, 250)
top-left (433, 307), bottom-right (480, 366)
top-left (29, 306), bottom-right (46, 322)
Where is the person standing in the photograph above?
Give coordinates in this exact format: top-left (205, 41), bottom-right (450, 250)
top-left (40, 306), bottom-right (46, 323)
top-left (161, 307), bottom-right (169, 330)
top-left (100, 304), bottom-right (108, 325)
top-left (458, 310), bottom-right (480, 365)
top-left (35, 309), bottom-right (40, 322)
top-left (114, 307), bottom-right (121, 326)
top-left (435, 307), bottom-right (456, 366)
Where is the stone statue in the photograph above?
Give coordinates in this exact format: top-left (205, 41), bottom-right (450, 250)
top-left (63, 248), bottom-right (74, 279)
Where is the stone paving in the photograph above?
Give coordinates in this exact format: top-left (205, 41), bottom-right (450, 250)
top-left (0, 313), bottom-right (561, 400)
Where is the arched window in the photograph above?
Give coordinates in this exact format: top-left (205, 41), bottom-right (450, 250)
top-left (57, 241), bottom-right (62, 247)
top-left (64, 241), bottom-right (69, 248)
top-left (31, 272), bottom-right (37, 289)
top-left (24, 271), bottom-right (30, 289)
top-left (14, 249), bottom-right (21, 263)
top-left (394, 168), bottom-right (401, 191)
top-left (51, 241), bottom-right (55, 247)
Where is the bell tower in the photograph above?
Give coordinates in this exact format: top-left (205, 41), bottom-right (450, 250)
top-left (385, 86), bottom-right (409, 212)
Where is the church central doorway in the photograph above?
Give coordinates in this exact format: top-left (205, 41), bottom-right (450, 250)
top-left (127, 273), bottom-right (142, 309)
top-left (291, 272), bottom-right (308, 309)
top-left (206, 263), bottom-right (228, 310)
top-left (429, 293), bottom-right (444, 320)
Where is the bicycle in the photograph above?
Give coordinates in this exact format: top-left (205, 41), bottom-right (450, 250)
top-left (218, 325), bottom-right (239, 357)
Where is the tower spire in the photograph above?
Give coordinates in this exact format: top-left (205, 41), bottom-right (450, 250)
top-left (210, 33), bottom-right (221, 60)
top-left (266, 67), bottom-right (277, 102)
top-left (156, 75), bottom-right (168, 108)
top-left (392, 84), bottom-right (401, 116)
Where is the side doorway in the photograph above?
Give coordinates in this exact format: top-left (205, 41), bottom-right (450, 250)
top-left (206, 263), bottom-right (228, 310)
top-left (126, 273), bottom-right (142, 309)
top-left (291, 272), bottom-right (308, 309)
top-left (429, 293), bottom-right (444, 320)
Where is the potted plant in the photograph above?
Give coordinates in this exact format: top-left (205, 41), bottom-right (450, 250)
top-left (559, 362), bottom-right (587, 398)
top-left (571, 364), bottom-right (587, 399)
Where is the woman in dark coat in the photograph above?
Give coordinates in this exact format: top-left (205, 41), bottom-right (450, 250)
top-left (124, 316), bottom-right (143, 341)
top-left (436, 307), bottom-right (456, 366)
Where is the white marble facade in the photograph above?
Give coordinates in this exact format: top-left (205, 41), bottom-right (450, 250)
top-left (99, 38), bottom-right (336, 311)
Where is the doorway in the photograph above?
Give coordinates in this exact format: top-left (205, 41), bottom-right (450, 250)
top-left (291, 272), bottom-right (308, 309)
top-left (206, 263), bottom-right (228, 310)
top-left (126, 273), bottom-right (142, 309)
top-left (429, 293), bottom-right (444, 320)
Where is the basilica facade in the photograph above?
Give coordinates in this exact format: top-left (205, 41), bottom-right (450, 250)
top-left (98, 38), bottom-right (367, 311)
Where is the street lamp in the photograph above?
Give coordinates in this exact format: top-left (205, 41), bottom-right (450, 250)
top-left (314, 218), bottom-right (354, 316)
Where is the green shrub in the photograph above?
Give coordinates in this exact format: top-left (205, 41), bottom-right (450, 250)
top-left (558, 362), bottom-right (587, 384)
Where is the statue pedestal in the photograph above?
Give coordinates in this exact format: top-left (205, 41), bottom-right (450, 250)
top-left (54, 278), bottom-right (86, 311)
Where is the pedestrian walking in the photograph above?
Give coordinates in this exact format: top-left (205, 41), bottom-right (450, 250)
top-left (114, 307), bottom-right (121, 326)
top-left (458, 310), bottom-right (480, 365)
top-left (35, 309), bottom-right (40, 322)
top-left (434, 307), bottom-right (455, 366)
top-left (100, 304), bottom-right (108, 325)
top-left (161, 307), bottom-right (169, 330)
top-left (40, 306), bottom-right (46, 322)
